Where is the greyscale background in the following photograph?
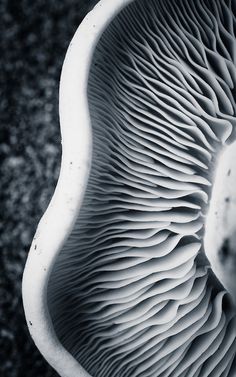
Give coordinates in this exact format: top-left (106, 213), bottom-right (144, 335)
top-left (1, 1), bottom-right (98, 376)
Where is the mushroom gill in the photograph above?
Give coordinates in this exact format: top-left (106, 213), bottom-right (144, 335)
top-left (48, 0), bottom-right (236, 376)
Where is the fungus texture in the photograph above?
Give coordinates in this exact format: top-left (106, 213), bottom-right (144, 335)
top-left (48, 0), bottom-right (236, 376)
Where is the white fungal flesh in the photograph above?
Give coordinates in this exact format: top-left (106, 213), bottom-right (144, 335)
top-left (205, 139), bottom-right (236, 304)
top-left (48, 0), bottom-right (236, 376)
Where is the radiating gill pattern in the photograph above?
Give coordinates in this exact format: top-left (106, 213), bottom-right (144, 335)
top-left (48, 0), bottom-right (236, 376)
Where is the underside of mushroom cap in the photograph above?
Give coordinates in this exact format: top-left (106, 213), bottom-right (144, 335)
top-left (24, 0), bottom-right (236, 376)
top-left (49, 0), bottom-right (236, 376)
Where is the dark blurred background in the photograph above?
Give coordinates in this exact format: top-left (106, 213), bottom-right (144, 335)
top-left (0, 1), bottom-right (98, 376)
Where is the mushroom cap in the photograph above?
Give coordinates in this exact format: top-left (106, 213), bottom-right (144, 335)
top-left (23, 0), bottom-right (236, 376)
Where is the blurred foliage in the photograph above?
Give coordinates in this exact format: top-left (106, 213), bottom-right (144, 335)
top-left (0, 0), bottom-right (98, 376)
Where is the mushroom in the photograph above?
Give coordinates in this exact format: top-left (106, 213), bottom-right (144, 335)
top-left (23, 0), bottom-right (236, 376)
